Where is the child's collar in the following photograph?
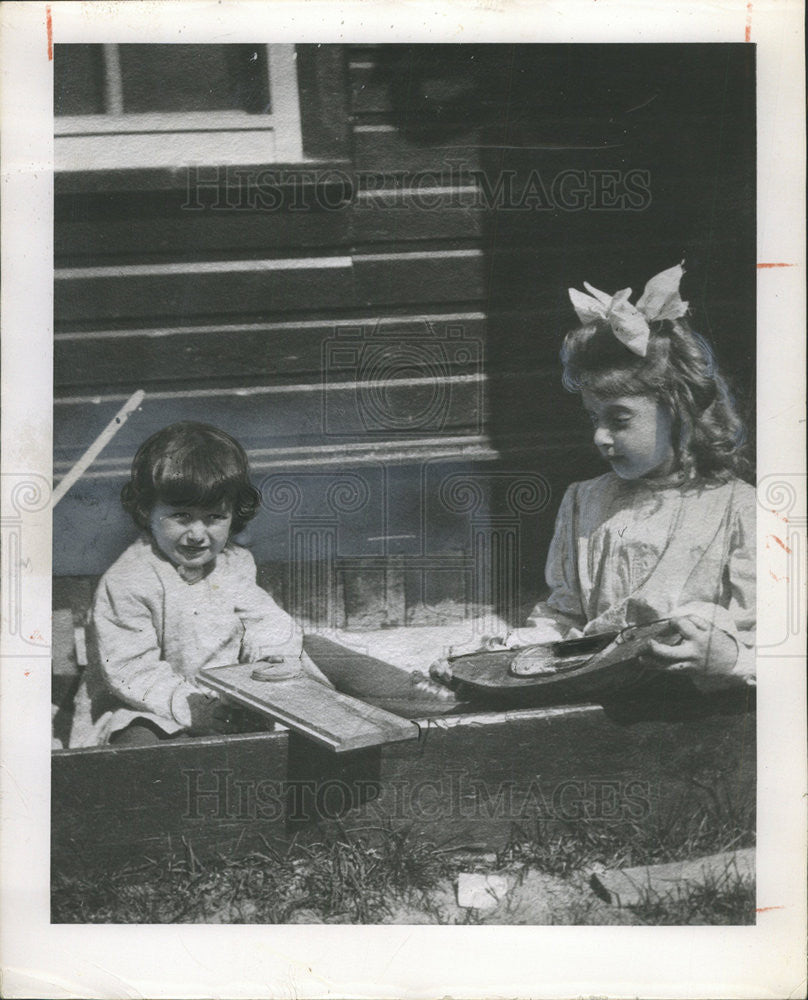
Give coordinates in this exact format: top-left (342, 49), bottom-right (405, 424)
top-left (176, 563), bottom-right (207, 585)
top-left (614, 468), bottom-right (721, 493)
top-left (145, 532), bottom-right (217, 584)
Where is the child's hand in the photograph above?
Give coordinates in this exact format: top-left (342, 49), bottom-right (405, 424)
top-left (641, 615), bottom-right (738, 680)
top-left (210, 700), bottom-right (255, 733)
top-left (187, 692), bottom-right (251, 735)
top-left (428, 656), bottom-right (454, 686)
top-left (430, 634), bottom-right (516, 687)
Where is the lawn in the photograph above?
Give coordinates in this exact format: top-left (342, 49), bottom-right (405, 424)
top-left (52, 802), bottom-right (755, 925)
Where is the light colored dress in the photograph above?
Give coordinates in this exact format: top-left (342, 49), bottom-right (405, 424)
top-left (509, 472), bottom-right (756, 689)
top-left (69, 536), bottom-right (304, 747)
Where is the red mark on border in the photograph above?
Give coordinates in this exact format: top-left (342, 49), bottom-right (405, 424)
top-left (767, 535), bottom-right (792, 553)
top-left (756, 905), bottom-right (785, 913)
top-left (46, 6), bottom-right (52, 61)
top-left (769, 570), bottom-right (789, 583)
top-left (757, 262), bottom-right (795, 268)
top-left (745, 2), bottom-right (752, 42)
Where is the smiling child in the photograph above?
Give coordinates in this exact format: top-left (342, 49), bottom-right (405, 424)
top-left (69, 422), bottom-right (327, 747)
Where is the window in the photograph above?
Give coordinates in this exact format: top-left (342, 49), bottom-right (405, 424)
top-left (54, 44), bottom-right (303, 171)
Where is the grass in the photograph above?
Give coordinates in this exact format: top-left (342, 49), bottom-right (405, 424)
top-left (628, 865), bottom-right (756, 925)
top-left (52, 825), bottom-right (456, 924)
top-left (52, 805), bottom-right (754, 925)
top-left (52, 755), bottom-right (755, 925)
top-left (496, 774), bottom-right (755, 879)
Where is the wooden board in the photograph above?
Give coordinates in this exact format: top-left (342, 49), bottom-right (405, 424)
top-left (55, 251), bottom-right (484, 327)
top-left (52, 699), bottom-right (756, 874)
top-left (351, 126), bottom-right (483, 174)
top-left (199, 662), bottom-right (419, 753)
top-left (351, 192), bottom-right (484, 245)
top-left (53, 380), bottom-right (488, 482)
top-left (54, 258), bottom-right (355, 325)
top-left (52, 730), bottom-right (291, 874)
top-left (55, 190), bottom-right (351, 264)
top-left (589, 848), bottom-right (756, 908)
top-left (54, 313), bottom-right (487, 390)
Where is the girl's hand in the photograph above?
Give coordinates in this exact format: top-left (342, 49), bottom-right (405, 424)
top-left (430, 634), bottom-right (516, 686)
top-left (641, 615), bottom-right (738, 679)
top-left (428, 656), bottom-right (453, 686)
top-left (430, 635), bottom-right (507, 685)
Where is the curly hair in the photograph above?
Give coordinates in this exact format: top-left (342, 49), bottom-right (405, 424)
top-left (560, 318), bottom-right (751, 481)
top-left (121, 422), bottom-right (261, 532)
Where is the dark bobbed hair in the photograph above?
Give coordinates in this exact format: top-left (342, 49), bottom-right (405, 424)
top-left (560, 318), bottom-right (751, 481)
top-left (121, 422), bottom-right (261, 532)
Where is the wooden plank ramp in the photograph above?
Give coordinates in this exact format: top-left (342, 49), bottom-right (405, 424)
top-left (199, 663), bottom-right (419, 753)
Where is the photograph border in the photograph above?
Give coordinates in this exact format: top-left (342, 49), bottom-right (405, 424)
top-left (1, 2), bottom-right (805, 997)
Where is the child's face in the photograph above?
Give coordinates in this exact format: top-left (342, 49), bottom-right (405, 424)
top-left (149, 501), bottom-right (233, 570)
top-left (581, 390), bottom-right (676, 480)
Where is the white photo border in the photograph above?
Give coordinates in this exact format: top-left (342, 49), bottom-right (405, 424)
top-left (1, 1), bottom-right (805, 997)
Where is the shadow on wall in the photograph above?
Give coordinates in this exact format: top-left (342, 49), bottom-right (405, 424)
top-left (372, 42), bottom-right (756, 459)
top-left (368, 44), bottom-right (755, 613)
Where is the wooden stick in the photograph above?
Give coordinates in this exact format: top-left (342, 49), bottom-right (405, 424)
top-left (52, 390), bottom-right (145, 507)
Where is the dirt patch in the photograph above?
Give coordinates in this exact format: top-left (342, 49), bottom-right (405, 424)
top-left (346, 866), bottom-right (640, 925)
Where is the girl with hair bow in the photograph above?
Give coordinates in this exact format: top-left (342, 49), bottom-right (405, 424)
top-left (432, 263), bottom-right (755, 696)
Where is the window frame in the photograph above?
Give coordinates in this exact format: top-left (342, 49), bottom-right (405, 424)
top-left (55, 43), bottom-right (304, 174)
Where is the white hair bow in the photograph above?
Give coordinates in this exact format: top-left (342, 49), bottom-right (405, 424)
top-left (568, 262), bottom-right (689, 357)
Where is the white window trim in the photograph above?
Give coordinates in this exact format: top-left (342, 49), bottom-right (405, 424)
top-left (55, 44), bottom-right (303, 172)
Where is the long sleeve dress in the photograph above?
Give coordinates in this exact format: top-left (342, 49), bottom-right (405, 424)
top-left (512, 472), bottom-right (756, 689)
top-left (69, 536), bottom-right (304, 747)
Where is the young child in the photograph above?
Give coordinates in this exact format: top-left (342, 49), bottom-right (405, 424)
top-left (69, 421), bottom-right (328, 747)
top-left (433, 263), bottom-right (755, 693)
